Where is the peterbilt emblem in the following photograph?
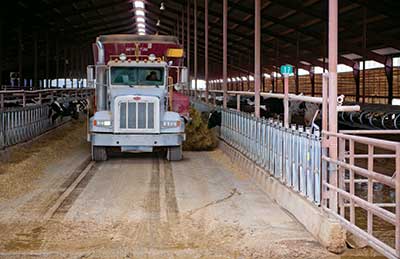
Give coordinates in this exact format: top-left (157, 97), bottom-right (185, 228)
top-left (133, 96), bottom-right (141, 101)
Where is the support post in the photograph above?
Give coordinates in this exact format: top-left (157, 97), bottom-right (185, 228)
top-left (295, 67), bottom-right (299, 94)
top-left (353, 62), bottom-right (360, 102)
top-left (64, 47), bottom-right (67, 88)
top-left (284, 74), bottom-right (289, 128)
top-left (45, 32), bottom-right (50, 88)
top-left (0, 21), bottom-right (2, 88)
top-left (271, 72), bottom-right (275, 92)
top-left (205, 0), bottom-right (209, 103)
top-left (222, 0), bottom-right (228, 109)
top-left (328, 0), bottom-right (338, 212)
top-left (194, 0), bottom-right (198, 99)
top-left (18, 27), bottom-right (23, 88)
top-left (56, 40), bottom-right (59, 88)
top-left (181, 6), bottom-right (185, 48)
top-left (310, 67), bottom-right (315, 96)
top-left (362, 7), bottom-right (367, 104)
top-left (254, 0), bottom-right (261, 118)
top-left (33, 31), bottom-right (38, 89)
top-left (296, 33), bottom-right (300, 94)
top-left (385, 57), bottom-right (393, 105)
top-left (187, 0), bottom-right (191, 91)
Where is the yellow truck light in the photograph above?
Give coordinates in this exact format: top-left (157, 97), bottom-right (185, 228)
top-left (166, 48), bottom-right (184, 58)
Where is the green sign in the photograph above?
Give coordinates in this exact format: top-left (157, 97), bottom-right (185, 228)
top-left (280, 64), bottom-right (293, 75)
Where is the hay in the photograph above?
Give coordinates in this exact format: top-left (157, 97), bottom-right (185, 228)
top-left (0, 120), bottom-right (89, 202)
top-left (183, 108), bottom-right (218, 151)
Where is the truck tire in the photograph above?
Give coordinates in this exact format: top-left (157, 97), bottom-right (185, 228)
top-left (166, 145), bottom-right (183, 161)
top-left (92, 146), bottom-right (108, 161)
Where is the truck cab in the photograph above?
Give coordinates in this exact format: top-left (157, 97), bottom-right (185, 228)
top-left (87, 35), bottom-right (187, 161)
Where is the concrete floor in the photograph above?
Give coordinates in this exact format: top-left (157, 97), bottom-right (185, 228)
top-left (0, 147), bottom-right (337, 258)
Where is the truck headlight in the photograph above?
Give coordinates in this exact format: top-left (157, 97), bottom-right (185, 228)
top-left (94, 120), bottom-right (112, 127)
top-left (162, 120), bottom-right (181, 128)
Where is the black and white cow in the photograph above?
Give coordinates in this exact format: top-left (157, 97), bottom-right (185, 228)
top-left (208, 110), bottom-right (222, 129)
top-left (207, 96), bottom-right (321, 129)
top-left (48, 99), bottom-right (88, 123)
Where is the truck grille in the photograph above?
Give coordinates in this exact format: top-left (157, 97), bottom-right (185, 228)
top-left (119, 101), bottom-right (156, 130)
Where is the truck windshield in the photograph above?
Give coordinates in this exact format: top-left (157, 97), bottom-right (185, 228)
top-left (110, 67), bottom-right (164, 86)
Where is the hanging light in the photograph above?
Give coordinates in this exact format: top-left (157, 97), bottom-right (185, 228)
top-left (135, 10), bottom-right (145, 16)
top-left (156, 19), bottom-right (160, 26)
top-left (134, 1), bottom-right (144, 8)
top-left (160, 2), bottom-right (165, 10)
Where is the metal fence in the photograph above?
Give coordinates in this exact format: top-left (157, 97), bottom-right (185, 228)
top-left (322, 131), bottom-right (400, 259)
top-left (220, 109), bottom-right (322, 204)
top-left (0, 104), bottom-right (70, 149)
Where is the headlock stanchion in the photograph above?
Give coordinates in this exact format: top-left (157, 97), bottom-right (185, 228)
top-left (220, 109), bottom-right (322, 204)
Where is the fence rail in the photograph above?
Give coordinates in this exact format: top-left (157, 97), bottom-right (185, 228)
top-left (220, 109), bottom-right (322, 204)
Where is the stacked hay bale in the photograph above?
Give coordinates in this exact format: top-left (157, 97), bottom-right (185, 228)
top-left (183, 108), bottom-right (218, 151)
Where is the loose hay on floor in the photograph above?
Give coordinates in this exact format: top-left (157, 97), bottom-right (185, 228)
top-left (0, 120), bottom-right (89, 202)
top-left (183, 108), bottom-right (218, 151)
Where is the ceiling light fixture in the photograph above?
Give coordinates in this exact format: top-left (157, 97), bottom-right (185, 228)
top-left (136, 17), bottom-right (145, 23)
top-left (134, 1), bottom-right (144, 8)
top-left (135, 10), bottom-right (145, 16)
top-left (133, 0), bottom-right (147, 35)
top-left (156, 19), bottom-right (160, 26)
top-left (160, 2), bottom-right (165, 10)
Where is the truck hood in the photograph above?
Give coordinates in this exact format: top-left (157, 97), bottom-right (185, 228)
top-left (110, 87), bottom-right (166, 99)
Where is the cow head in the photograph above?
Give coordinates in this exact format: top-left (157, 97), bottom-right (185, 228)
top-left (208, 110), bottom-right (222, 129)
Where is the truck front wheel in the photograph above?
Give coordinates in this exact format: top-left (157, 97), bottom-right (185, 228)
top-left (166, 145), bottom-right (183, 161)
top-left (92, 145), bottom-right (108, 161)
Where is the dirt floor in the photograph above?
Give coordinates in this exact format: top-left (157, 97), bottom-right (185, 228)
top-left (0, 121), bottom-right (376, 258)
top-left (0, 120), bottom-right (89, 203)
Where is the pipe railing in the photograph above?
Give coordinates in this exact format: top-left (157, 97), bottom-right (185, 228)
top-left (321, 130), bottom-right (400, 259)
top-left (187, 88), bottom-right (360, 112)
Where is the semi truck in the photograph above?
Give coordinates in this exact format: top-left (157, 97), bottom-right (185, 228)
top-left (87, 34), bottom-right (188, 161)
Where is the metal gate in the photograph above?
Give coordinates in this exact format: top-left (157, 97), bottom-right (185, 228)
top-left (322, 131), bottom-right (400, 259)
